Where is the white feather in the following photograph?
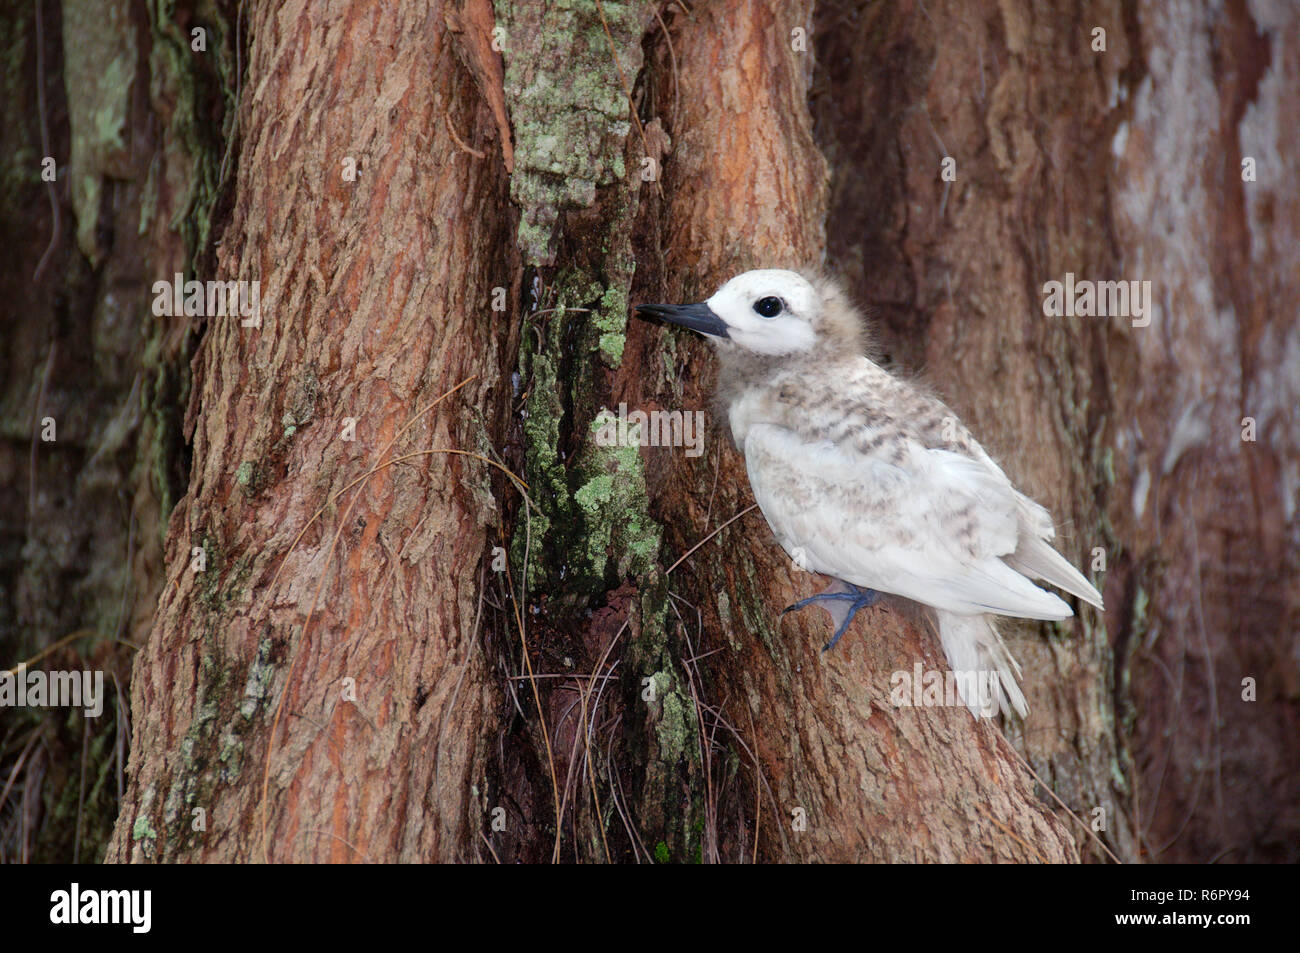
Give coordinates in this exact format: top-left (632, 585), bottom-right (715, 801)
top-left (1005, 533), bottom-right (1103, 608)
top-left (676, 269), bottom-right (1106, 722)
top-left (744, 425), bottom-right (1075, 619)
top-left (936, 612), bottom-right (1028, 718)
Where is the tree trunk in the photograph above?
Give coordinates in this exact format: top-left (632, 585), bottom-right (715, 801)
top-left (105, 0), bottom-right (518, 862)
top-left (4, 0), bottom-right (1291, 864)
top-left (1, 0), bottom-right (197, 862)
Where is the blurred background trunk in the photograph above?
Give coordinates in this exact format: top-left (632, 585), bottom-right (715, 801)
top-left (2, 0), bottom-right (1294, 863)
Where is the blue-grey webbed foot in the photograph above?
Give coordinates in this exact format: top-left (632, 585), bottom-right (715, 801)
top-left (780, 578), bottom-right (880, 652)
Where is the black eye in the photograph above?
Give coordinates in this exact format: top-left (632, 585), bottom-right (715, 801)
top-left (753, 296), bottom-right (783, 318)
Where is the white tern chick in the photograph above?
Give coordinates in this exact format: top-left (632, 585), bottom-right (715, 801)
top-left (636, 269), bottom-right (1104, 718)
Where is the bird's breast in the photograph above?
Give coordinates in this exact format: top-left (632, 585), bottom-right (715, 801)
top-left (725, 390), bottom-right (769, 451)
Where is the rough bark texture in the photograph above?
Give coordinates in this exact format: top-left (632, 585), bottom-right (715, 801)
top-left (621, 0), bottom-right (1078, 863)
top-left (105, 0), bottom-right (516, 862)
top-left (5, 0), bottom-right (1294, 864)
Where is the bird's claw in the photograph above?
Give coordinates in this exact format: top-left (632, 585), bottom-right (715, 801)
top-left (781, 582), bottom-right (880, 652)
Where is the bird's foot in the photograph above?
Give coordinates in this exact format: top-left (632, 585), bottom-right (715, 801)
top-left (781, 579), bottom-right (880, 652)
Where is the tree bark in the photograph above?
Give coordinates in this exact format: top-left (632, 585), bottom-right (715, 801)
top-left (106, 0), bottom-right (517, 862)
top-left (0, 0), bottom-right (198, 862)
top-left (1102, 0), bottom-right (1300, 863)
top-left (4, 0), bottom-right (1288, 864)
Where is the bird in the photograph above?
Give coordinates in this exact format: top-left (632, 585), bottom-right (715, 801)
top-left (635, 268), bottom-right (1104, 718)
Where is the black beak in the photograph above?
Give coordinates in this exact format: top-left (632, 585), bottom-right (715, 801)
top-left (634, 302), bottom-right (730, 339)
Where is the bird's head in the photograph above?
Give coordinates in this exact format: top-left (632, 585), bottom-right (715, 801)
top-left (635, 269), bottom-right (864, 357)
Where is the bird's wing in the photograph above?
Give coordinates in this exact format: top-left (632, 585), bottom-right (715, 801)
top-left (944, 441), bottom-right (1104, 609)
top-left (743, 423), bottom-right (1075, 619)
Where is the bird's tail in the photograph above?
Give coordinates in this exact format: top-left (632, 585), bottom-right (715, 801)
top-left (935, 611), bottom-right (1028, 719)
top-left (1005, 533), bottom-right (1105, 610)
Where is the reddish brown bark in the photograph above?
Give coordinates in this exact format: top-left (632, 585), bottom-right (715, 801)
top-left (107, 0), bottom-right (516, 862)
top-left (60, 0), bottom-right (1296, 865)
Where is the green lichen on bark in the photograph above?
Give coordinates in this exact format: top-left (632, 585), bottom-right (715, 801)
top-left (138, 527), bottom-right (272, 856)
top-left (514, 309), bottom-right (568, 586)
top-left (495, 0), bottom-right (652, 265)
top-left (509, 164), bottom-right (648, 593)
top-left (651, 674), bottom-right (688, 763)
top-left (146, 0), bottom-right (240, 269)
top-left (494, 0), bottom-right (707, 861)
top-left (500, 0), bottom-right (657, 598)
top-left (152, 631), bottom-right (278, 857)
top-left (61, 0), bottom-right (137, 263)
top-left (592, 259), bottom-right (631, 369)
top-left (514, 258), bottom-right (656, 600)
top-left (623, 579), bottom-right (705, 861)
top-left (573, 410), bottom-right (662, 580)
top-left (131, 785), bottom-right (159, 857)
